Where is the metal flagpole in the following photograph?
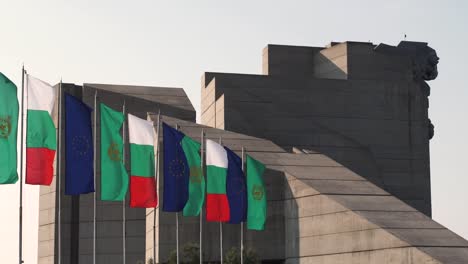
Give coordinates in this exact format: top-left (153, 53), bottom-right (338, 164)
top-left (93, 91), bottom-right (98, 264)
top-left (219, 137), bottom-right (223, 264)
top-left (18, 66), bottom-right (26, 264)
top-left (199, 129), bottom-right (205, 264)
top-left (241, 147), bottom-right (245, 264)
top-left (153, 110), bottom-right (161, 263)
top-left (176, 212), bottom-right (180, 264)
top-left (58, 79), bottom-right (63, 264)
top-left (175, 124), bottom-right (180, 264)
top-left (122, 101), bottom-right (127, 264)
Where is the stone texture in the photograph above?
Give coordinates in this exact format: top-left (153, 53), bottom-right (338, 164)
top-left (39, 40), bottom-right (463, 264)
top-left (201, 41), bottom-right (435, 217)
top-left (157, 115), bottom-right (468, 264)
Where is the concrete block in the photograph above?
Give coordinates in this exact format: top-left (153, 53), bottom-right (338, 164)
top-left (356, 211), bottom-right (443, 229)
top-left (331, 195), bottom-right (417, 212)
top-left (292, 211), bottom-right (377, 237)
top-left (388, 228), bottom-right (468, 247)
top-left (286, 194), bottom-right (348, 219)
top-left (418, 247), bottom-right (468, 264)
top-left (294, 228), bottom-right (408, 257)
top-left (286, 247), bottom-right (441, 264)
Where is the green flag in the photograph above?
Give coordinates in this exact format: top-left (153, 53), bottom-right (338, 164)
top-left (0, 73), bottom-right (19, 184)
top-left (182, 136), bottom-right (205, 216)
top-left (100, 103), bottom-right (128, 201)
top-left (246, 155), bottom-right (267, 230)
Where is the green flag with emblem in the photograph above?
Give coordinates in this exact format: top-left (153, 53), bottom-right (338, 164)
top-left (182, 136), bottom-right (205, 216)
top-left (0, 73), bottom-right (19, 184)
top-left (100, 103), bottom-right (128, 201)
top-left (246, 154), bottom-right (267, 230)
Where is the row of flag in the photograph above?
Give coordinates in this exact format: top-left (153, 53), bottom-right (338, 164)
top-left (0, 72), bottom-right (267, 230)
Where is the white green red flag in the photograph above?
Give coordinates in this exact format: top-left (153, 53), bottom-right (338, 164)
top-left (128, 114), bottom-right (157, 208)
top-left (25, 75), bottom-right (56, 185)
top-left (205, 139), bottom-right (230, 222)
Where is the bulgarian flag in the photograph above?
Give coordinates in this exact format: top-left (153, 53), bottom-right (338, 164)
top-left (25, 75), bottom-right (56, 185)
top-left (205, 139), bottom-right (230, 222)
top-left (128, 114), bottom-right (157, 208)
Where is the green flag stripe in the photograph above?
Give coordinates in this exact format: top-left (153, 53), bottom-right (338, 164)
top-left (130, 143), bottom-right (155, 177)
top-left (26, 110), bottom-right (56, 149)
top-left (181, 136), bottom-right (201, 167)
top-left (100, 104), bottom-right (128, 201)
top-left (0, 73), bottom-right (19, 184)
top-left (206, 165), bottom-right (227, 194)
top-left (181, 136), bottom-right (205, 216)
top-left (246, 155), bottom-right (267, 231)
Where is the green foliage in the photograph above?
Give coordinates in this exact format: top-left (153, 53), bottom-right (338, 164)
top-left (168, 249), bottom-right (178, 264)
top-left (147, 258), bottom-right (155, 264)
top-left (225, 247), bottom-right (260, 264)
top-left (168, 243), bottom-right (201, 264)
top-left (165, 244), bottom-right (259, 264)
top-left (182, 243), bottom-right (200, 264)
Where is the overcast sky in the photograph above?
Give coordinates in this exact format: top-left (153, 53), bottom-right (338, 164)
top-left (1, 0), bottom-right (467, 263)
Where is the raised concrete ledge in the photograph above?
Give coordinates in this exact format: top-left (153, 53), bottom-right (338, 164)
top-left (84, 83), bottom-right (195, 112)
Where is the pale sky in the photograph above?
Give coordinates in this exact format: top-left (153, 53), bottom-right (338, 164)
top-left (0, 0), bottom-right (467, 263)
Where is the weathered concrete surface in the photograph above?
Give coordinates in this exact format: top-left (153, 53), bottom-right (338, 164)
top-left (201, 41), bottom-right (436, 217)
top-left (195, 41), bottom-right (468, 264)
top-left (152, 115), bottom-right (468, 264)
top-left (39, 40), bottom-right (457, 264)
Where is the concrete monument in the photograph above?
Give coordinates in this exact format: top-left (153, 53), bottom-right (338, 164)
top-left (38, 41), bottom-right (468, 264)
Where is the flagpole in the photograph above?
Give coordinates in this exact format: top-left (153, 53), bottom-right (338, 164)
top-left (240, 147), bottom-right (245, 264)
top-left (18, 65), bottom-right (25, 264)
top-left (154, 110), bottom-right (161, 263)
top-left (175, 124), bottom-right (180, 264)
top-left (199, 129), bottom-right (205, 264)
top-left (93, 90), bottom-right (98, 264)
top-left (219, 137), bottom-right (223, 264)
top-left (122, 101), bottom-right (127, 264)
top-left (57, 78), bottom-right (63, 264)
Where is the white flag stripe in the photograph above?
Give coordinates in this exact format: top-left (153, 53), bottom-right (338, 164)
top-left (206, 139), bottom-right (228, 168)
top-left (27, 74), bottom-right (55, 114)
top-left (128, 114), bottom-right (154, 146)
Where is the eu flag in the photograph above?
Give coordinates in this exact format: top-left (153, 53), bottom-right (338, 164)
top-left (65, 94), bottom-right (94, 195)
top-left (225, 147), bottom-right (247, 224)
top-left (162, 123), bottom-right (189, 212)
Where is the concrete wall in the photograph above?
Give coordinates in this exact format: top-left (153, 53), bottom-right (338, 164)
top-left (281, 152), bottom-right (468, 264)
top-left (155, 116), bottom-right (468, 264)
top-left (201, 42), bottom-right (433, 217)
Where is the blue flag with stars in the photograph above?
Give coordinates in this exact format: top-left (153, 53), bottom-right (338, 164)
top-left (162, 123), bottom-right (190, 212)
top-left (225, 147), bottom-right (247, 224)
top-left (65, 93), bottom-right (94, 195)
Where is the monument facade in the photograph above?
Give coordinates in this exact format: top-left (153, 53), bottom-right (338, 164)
top-left (39, 41), bottom-right (468, 264)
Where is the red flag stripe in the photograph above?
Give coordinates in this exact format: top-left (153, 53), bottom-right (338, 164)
top-left (26, 148), bottom-right (55, 185)
top-left (130, 176), bottom-right (157, 208)
top-left (206, 194), bottom-right (230, 222)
